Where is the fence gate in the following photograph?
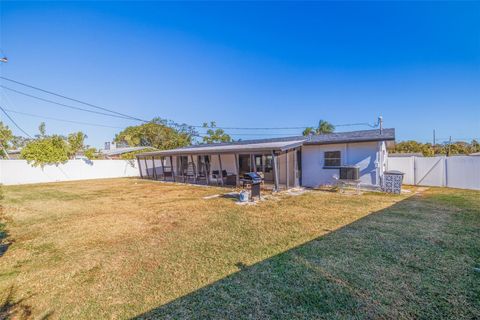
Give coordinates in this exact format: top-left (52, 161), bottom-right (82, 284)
top-left (387, 156), bottom-right (480, 190)
top-left (414, 157), bottom-right (446, 187)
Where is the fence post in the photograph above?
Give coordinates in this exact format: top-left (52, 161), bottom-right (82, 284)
top-left (444, 156), bottom-right (448, 187)
top-left (413, 156), bottom-right (416, 185)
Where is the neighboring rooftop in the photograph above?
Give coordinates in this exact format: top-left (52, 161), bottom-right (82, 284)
top-left (101, 146), bottom-right (153, 157)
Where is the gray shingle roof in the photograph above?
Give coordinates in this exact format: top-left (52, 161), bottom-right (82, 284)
top-left (137, 138), bottom-right (306, 156)
top-left (136, 128), bottom-right (395, 157)
top-left (304, 128), bottom-right (395, 145)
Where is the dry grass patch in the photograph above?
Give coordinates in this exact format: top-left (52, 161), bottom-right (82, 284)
top-left (0, 179), bottom-right (478, 319)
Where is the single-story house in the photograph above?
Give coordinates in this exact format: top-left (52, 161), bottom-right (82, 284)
top-left (136, 128), bottom-right (395, 190)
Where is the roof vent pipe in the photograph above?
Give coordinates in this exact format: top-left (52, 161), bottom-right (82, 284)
top-left (378, 116), bottom-right (383, 134)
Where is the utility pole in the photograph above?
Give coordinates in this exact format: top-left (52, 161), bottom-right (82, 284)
top-left (433, 130), bottom-right (436, 146)
top-left (0, 54), bottom-right (10, 158)
top-left (448, 136), bottom-right (452, 156)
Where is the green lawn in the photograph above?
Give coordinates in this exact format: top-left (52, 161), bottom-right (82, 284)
top-left (0, 178), bottom-right (479, 319)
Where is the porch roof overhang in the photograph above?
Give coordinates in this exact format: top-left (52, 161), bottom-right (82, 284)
top-left (136, 139), bottom-right (305, 158)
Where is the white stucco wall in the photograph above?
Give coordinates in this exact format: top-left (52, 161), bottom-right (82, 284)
top-left (301, 141), bottom-right (380, 187)
top-left (0, 160), bottom-right (139, 185)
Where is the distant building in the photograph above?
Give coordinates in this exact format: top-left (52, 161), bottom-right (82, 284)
top-left (5, 149), bottom-right (22, 159)
top-left (100, 141), bottom-right (151, 159)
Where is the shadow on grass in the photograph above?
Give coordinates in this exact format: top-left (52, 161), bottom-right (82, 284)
top-left (132, 191), bottom-right (480, 319)
top-left (0, 186), bottom-right (12, 258)
top-left (0, 287), bottom-right (34, 320)
top-left (0, 228), bottom-right (10, 258)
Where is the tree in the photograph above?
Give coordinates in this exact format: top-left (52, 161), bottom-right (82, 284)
top-left (302, 120), bottom-right (335, 136)
top-left (84, 147), bottom-right (100, 160)
top-left (389, 139), bottom-right (480, 156)
top-left (316, 120), bottom-right (335, 134)
top-left (114, 117), bottom-right (197, 150)
top-left (470, 139), bottom-right (480, 153)
top-left (21, 135), bottom-right (69, 167)
top-left (36, 122), bottom-right (47, 139)
top-left (0, 122), bottom-right (13, 158)
top-left (67, 132), bottom-right (87, 158)
top-left (202, 121), bottom-right (232, 144)
top-left (302, 127), bottom-right (315, 136)
top-left (20, 123), bottom-right (89, 166)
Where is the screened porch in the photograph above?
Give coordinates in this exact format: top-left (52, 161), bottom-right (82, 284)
top-left (136, 139), bottom-right (304, 191)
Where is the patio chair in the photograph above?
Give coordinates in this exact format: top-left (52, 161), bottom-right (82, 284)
top-left (211, 170), bottom-right (222, 185)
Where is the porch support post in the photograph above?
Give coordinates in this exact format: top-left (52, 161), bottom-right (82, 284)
top-left (272, 151), bottom-right (279, 192)
top-left (293, 149), bottom-right (298, 187)
top-left (250, 154), bottom-right (256, 172)
top-left (152, 156), bottom-right (157, 180)
top-left (218, 154), bottom-right (224, 186)
top-left (286, 151), bottom-right (289, 189)
top-left (160, 157), bottom-right (166, 181)
top-left (261, 155), bottom-right (265, 173)
top-left (144, 157), bottom-right (149, 179)
top-left (205, 155), bottom-right (210, 185)
top-left (170, 156), bottom-right (175, 182)
top-left (137, 157), bottom-right (144, 179)
top-left (190, 154), bottom-right (197, 183)
top-left (182, 157), bottom-right (186, 183)
top-left (234, 153), bottom-right (240, 187)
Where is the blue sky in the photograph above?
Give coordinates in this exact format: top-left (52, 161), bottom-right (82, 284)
top-left (1, 1), bottom-right (479, 148)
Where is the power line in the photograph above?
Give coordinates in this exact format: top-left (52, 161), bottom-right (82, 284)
top-left (6, 107), bottom-right (298, 134)
top-left (4, 108), bottom-right (126, 129)
top-left (1, 85), bottom-right (137, 121)
top-left (0, 105), bottom-right (33, 138)
top-left (0, 76), bottom-right (148, 122)
top-left (0, 76), bottom-right (379, 131)
top-left (192, 122), bottom-right (377, 130)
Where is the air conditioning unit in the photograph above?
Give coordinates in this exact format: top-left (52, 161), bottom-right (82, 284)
top-left (339, 166), bottom-right (360, 180)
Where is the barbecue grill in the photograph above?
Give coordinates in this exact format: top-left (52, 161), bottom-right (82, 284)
top-left (240, 172), bottom-right (262, 200)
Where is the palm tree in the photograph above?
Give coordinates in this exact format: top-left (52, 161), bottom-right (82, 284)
top-left (316, 120), bottom-right (335, 134)
top-left (302, 127), bottom-right (315, 136)
top-left (302, 120), bottom-right (335, 136)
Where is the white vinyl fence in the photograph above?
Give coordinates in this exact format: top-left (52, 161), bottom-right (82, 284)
top-left (0, 160), bottom-right (139, 185)
top-left (387, 156), bottom-right (480, 190)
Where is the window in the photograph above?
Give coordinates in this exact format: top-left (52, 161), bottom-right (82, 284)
top-left (324, 151), bottom-right (341, 167)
